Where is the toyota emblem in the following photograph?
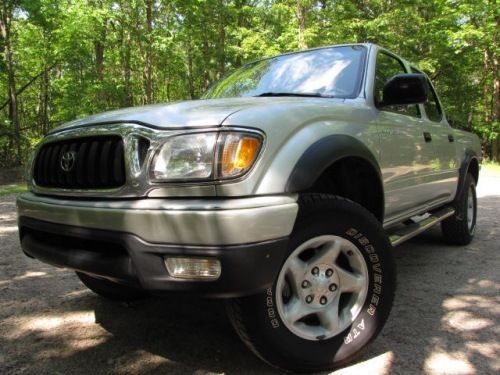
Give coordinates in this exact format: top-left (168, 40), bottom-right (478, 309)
top-left (60, 151), bottom-right (77, 172)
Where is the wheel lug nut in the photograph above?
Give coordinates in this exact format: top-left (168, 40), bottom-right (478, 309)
top-left (311, 267), bottom-right (319, 276)
top-left (305, 295), bottom-right (314, 303)
top-left (320, 296), bottom-right (327, 305)
top-left (325, 268), bottom-right (334, 277)
top-left (301, 280), bottom-right (310, 289)
top-left (329, 283), bottom-right (338, 292)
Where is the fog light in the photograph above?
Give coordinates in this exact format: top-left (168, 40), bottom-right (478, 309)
top-left (164, 257), bottom-right (221, 280)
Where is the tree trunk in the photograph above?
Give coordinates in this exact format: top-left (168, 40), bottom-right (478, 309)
top-left (144, 0), bottom-right (153, 104)
top-left (123, 31), bottom-right (133, 106)
top-left (0, 2), bottom-right (21, 165)
top-left (94, 23), bottom-right (106, 105)
top-left (492, 55), bottom-right (499, 162)
top-left (217, 0), bottom-right (226, 79)
top-left (493, 139), bottom-right (500, 162)
top-left (492, 14), bottom-right (499, 161)
top-left (95, 40), bottom-right (105, 82)
top-left (233, 0), bottom-right (247, 67)
top-left (165, 65), bottom-right (171, 102)
top-left (186, 37), bottom-right (195, 99)
top-left (118, 1), bottom-right (133, 107)
top-left (39, 68), bottom-right (49, 135)
top-left (297, 1), bottom-right (307, 49)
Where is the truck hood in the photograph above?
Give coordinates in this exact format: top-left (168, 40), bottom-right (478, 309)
top-left (50, 97), bottom-right (346, 133)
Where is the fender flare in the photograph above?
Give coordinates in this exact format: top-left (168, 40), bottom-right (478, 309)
top-left (285, 134), bottom-right (384, 219)
top-left (455, 149), bottom-right (479, 202)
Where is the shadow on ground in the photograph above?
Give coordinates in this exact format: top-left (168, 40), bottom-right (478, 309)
top-left (1, 191), bottom-right (498, 374)
top-left (360, 195), bottom-right (500, 374)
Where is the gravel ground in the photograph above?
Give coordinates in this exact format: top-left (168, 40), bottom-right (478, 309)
top-left (1, 171), bottom-right (499, 375)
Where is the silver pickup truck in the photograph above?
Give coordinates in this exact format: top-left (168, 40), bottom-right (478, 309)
top-left (17, 43), bottom-right (481, 372)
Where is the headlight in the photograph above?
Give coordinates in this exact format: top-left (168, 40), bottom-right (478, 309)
top-left (151, 133), bottom-right (217, 180)
top-left (151, 131), bottom-right (263, 182)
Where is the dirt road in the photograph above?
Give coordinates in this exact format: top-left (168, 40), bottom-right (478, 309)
top-left (1, 171), bottom-right (499, 374)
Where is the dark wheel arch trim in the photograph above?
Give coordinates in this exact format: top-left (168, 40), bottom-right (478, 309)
top-left (285, 134), bottom-right (384, 220)
top-left (455, 149), bottom-right (479, 203)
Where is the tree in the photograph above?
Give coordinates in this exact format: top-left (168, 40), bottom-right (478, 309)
top-left (0, 0), bottom-right (498, 166)
top-left (0, 0), bottom-right (21, 165)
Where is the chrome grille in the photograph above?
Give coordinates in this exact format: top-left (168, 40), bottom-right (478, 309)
top-left (33, 136), bottom-right (126, 189)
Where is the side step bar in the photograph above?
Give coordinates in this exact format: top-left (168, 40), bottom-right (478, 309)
top-left (388, 206), bottom-right (455, 247)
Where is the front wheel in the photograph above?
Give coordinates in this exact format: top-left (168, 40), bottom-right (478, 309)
top-left (226, 194), bottom-right (396, 372)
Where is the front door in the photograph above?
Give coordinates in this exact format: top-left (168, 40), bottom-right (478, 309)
top-left (373, 51), bottom-right (436, 222)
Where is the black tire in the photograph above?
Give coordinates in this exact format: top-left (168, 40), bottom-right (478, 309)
top-left (76, 272), bottom-right (148, 301)
top-left (226, 194), bottom-right (396, 372)
top-left (441, 173), bottom-right (477, 245)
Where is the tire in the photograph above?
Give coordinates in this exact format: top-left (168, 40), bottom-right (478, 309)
top-left (441, 173), bottom-right (477, 245)
top-left (226, 194), bottom-right (396, 372)
top-left (76, 272), bottom-right (148, 301)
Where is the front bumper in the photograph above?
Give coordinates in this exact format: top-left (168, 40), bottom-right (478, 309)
top-left (17, 193), bottom-right (298, 297)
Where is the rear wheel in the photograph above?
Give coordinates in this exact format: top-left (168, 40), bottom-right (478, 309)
top-left (76, 272), bottom-right (148, 301)
top-left (226, 194), bottom-right (396, 372)
top-left (441, 173), bottom-right (477, 245)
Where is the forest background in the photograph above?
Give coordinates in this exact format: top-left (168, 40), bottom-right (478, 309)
top-left (1, 0), bottom-right (498, 168)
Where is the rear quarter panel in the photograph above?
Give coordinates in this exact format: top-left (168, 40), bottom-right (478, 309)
top-left (452, 128), bottom-right (482, 166)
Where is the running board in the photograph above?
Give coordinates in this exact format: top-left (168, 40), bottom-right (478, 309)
top-left (388, 206), bottom-right (455, 247)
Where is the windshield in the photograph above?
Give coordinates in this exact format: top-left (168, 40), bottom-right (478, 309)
top-left (203, 45), bottom-right (367, 99)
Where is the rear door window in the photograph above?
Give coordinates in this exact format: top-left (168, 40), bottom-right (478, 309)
top-left (411, 67), bottom-right (443, 122)
top-left (424, 81), bottom-right (443, 122)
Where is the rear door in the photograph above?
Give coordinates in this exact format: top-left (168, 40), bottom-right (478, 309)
top-left (417, 73), bottom-right (460, 202)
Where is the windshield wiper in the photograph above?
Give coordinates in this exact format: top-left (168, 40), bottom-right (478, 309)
top-left (254, 92), bottom-right (334, 98)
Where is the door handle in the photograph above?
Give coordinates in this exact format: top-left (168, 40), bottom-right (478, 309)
top-left (423, 132), bottom-right (432, 142)
top-left (448, 134), bottom-right (454, 142)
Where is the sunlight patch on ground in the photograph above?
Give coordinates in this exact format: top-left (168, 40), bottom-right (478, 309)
top-left (33, 337), bottom-right (109, 361)
top-left (60, 289), bottom-right (90, 298)
top-left (477, 171), bottom-right (500, 198)
top-left (0, 211), bottom-right (16, 220)
top-left (331, 351), bottom-right (394, 375)
top-left (13, 271), bottom-right (48, 280)
top-left (25, 311), bottom-right (96, 331)
top-left (428, 290), bottom-right (500, 374)
top-left (425, 351), bottom-right (476, 374)
top-left (0, 226), bottom-right (17, 234)
top-left (3, 311), bottom-right (97, 340)
top-left (112, 350), bottom-right (172, 374)
top-left (442, 294), bottom-right (499, 314)
top-left (444, 310), bottom-right (493, 331)
top-left (466, 342), bottom-right (500, 372)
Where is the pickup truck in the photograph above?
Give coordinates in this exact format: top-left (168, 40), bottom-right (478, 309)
top-left (17, 43), bottom-right (481, 372)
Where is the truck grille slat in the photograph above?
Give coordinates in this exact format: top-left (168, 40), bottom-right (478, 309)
top-left (99, 140), bottom-right (112, 186)
top-left (57, 144), bottom-right (69, 186)
top-left (42, 146), bottom-right (52, 184)
top-left (76, 141), bottom-right (88, 187)
top-left (33, 136), bottom-right (125, 189)
top-left (87, 141), bottom-right (97, 187)
top-left (112, 141), bottom-right (125, 185)
top-left (35, 147), bottom-right (47, 184)
top-left (48, 144), bottom-right (60, 185)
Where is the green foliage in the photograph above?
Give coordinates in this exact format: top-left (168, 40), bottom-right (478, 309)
top-left (0, 184), bottom-right (27, 196)
top-left (0, 0), bottom-right (499, 167)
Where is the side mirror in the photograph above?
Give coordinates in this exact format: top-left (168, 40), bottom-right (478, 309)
top-left (381, 73), bottom-right (428, 106)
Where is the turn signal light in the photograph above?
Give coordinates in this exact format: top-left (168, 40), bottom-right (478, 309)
top-left (219, 134), bottom-right (261, 178)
